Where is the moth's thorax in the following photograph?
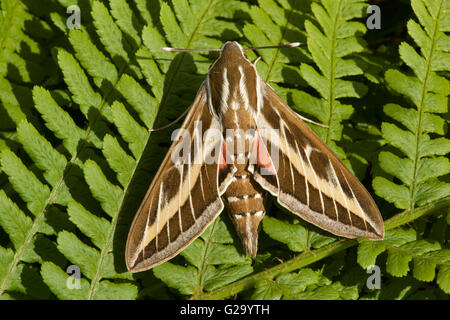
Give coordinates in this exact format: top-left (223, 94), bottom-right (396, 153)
top-left (207, 41), bottom-right (261, 120)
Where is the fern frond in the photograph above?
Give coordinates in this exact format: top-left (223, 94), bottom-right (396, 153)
top-left (0, 0), bottom-right (53, 84)
top-left (0, 0), bottom-right (145, 299)
top-left (294, 0), bottom-right (369, 163)
top-left (262, 215), bottom-right (335, 253)
top-left (373, 0), bottom-right (450, 210)
top-left (0, 146), bottom-right (63, 298)
top-left (250, 268), bottom-right (358, 300)
top-left (242, 0), bottom-right (310, 90)
top-left (358, 228), bottom-right (450, 293)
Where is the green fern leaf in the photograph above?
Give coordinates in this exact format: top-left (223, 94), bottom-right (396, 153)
top-left (83, 160), bottom-right (122, 217)
top-left (251, 279), bottom-right (283, 300)
top-left (373, 0), bottom-right (450, 210)
top-left (358, 228), bottom-right (450, 293)
top-left (109, 0), bottom-right (141, 45)
top-left (16, 121), bottom-right (67, 188)
top-left (0, 0), bottom-right (51, 84)
top-left (0, 149), bottom-right (66, 297)
top-left (0, 190), bottom-right (33, 254)
top-left (262, 216), bottom-right (308, 252)
top-left (92, 1), bottom-right (132, 68)
top-left (102, 134), bottom-right (135, 188)
top-left (66, 201), bottom-right (110, 249)
top-left (437, 265), bottom-right (450, 294)
top-left (153, 263), bottom-right (198, 296)
top-left (68, 29), bottom-right (118, 86)
top-left (250, 268), bottom-right (356, 300)
top-left (242, 0), bottom-right (308, 87)
top-left (297, 0), bottom-right (368, 161)
top-left (116, 74), bottom-right (158, 128)
top-left (32, 86), bottom-right (85, 156)
top-left (202, 264), bottom-right (253, 292)
top-left (1, 148), bottom-right (50, 215)
top-left (110, 101), bottom-right (148, 159)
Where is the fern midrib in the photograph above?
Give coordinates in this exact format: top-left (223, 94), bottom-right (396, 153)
top-left (0, 1), bottom-right (58, 294)
top-left (196, 218), bottom-right (219, 295)
top-left (408, 0), bottom-right (444, 210)
top-left (85, 32), bottom-right (146, 301)
top-left (0, 177), bottom-right (63, 295)
top-left (0, 37), bottom-right (140, 297)
top-left (324, 0), bottom-right (343, 145)
top-left (156, 0), bottom-right (216, 116)
top-left (263, 0), bottom-right (297, 83)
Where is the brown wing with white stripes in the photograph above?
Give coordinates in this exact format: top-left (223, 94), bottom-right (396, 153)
top-left (253, 84), bottom-right (384, 240)
top-left (125, 85), bottom-right (230, 272)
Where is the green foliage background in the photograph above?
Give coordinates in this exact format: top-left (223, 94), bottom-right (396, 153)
top-left (0, 0), bottom-right (449, 300)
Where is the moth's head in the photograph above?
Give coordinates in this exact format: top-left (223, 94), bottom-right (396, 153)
top-left (219, 41), bottom-right (248, 61)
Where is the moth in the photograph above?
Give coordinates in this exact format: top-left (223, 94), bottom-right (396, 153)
top-left (126, 41), bottom-right (384, 273)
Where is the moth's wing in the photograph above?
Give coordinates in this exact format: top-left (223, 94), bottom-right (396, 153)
top-left (253, 83), bottom-right (384, 240)
top-left (126, 85), bottom-right (231, 272)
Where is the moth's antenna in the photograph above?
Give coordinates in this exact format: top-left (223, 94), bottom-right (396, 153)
top-left (162, 47), bottom-right (221, 53)
top-left (245, 42), bottom-right (301, 50)
top-left (162, 42), bottom-right (301, 53)
top-left (148, 107), bottom-right (190, 133)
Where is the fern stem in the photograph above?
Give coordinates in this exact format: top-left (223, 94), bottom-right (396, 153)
top-left (263, 1), bottom-right (297, 82)
top-left (0, 29), bottom-right (142, 299)
top-left (191, 239), bottom-right (356, 300)
top-left (192, 196), bottom-right (450, 300)
top-left (408, 0), bottom-right (444, 210)
top-left (155, 0), bottom-right (215, 120)
top-left (324, 0), bottom-right (342, 145)
top-left (196, 218), bottom-right (219, 295)
top-left (384, 196), bottom-right (450, 231)
top-left (0, 181), bottom-right (62, 295)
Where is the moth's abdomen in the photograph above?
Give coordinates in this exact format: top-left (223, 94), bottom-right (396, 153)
top-left (224, 173), bottom-right (266, 257)
top-left (221, 108), bottom-right (267, 257)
